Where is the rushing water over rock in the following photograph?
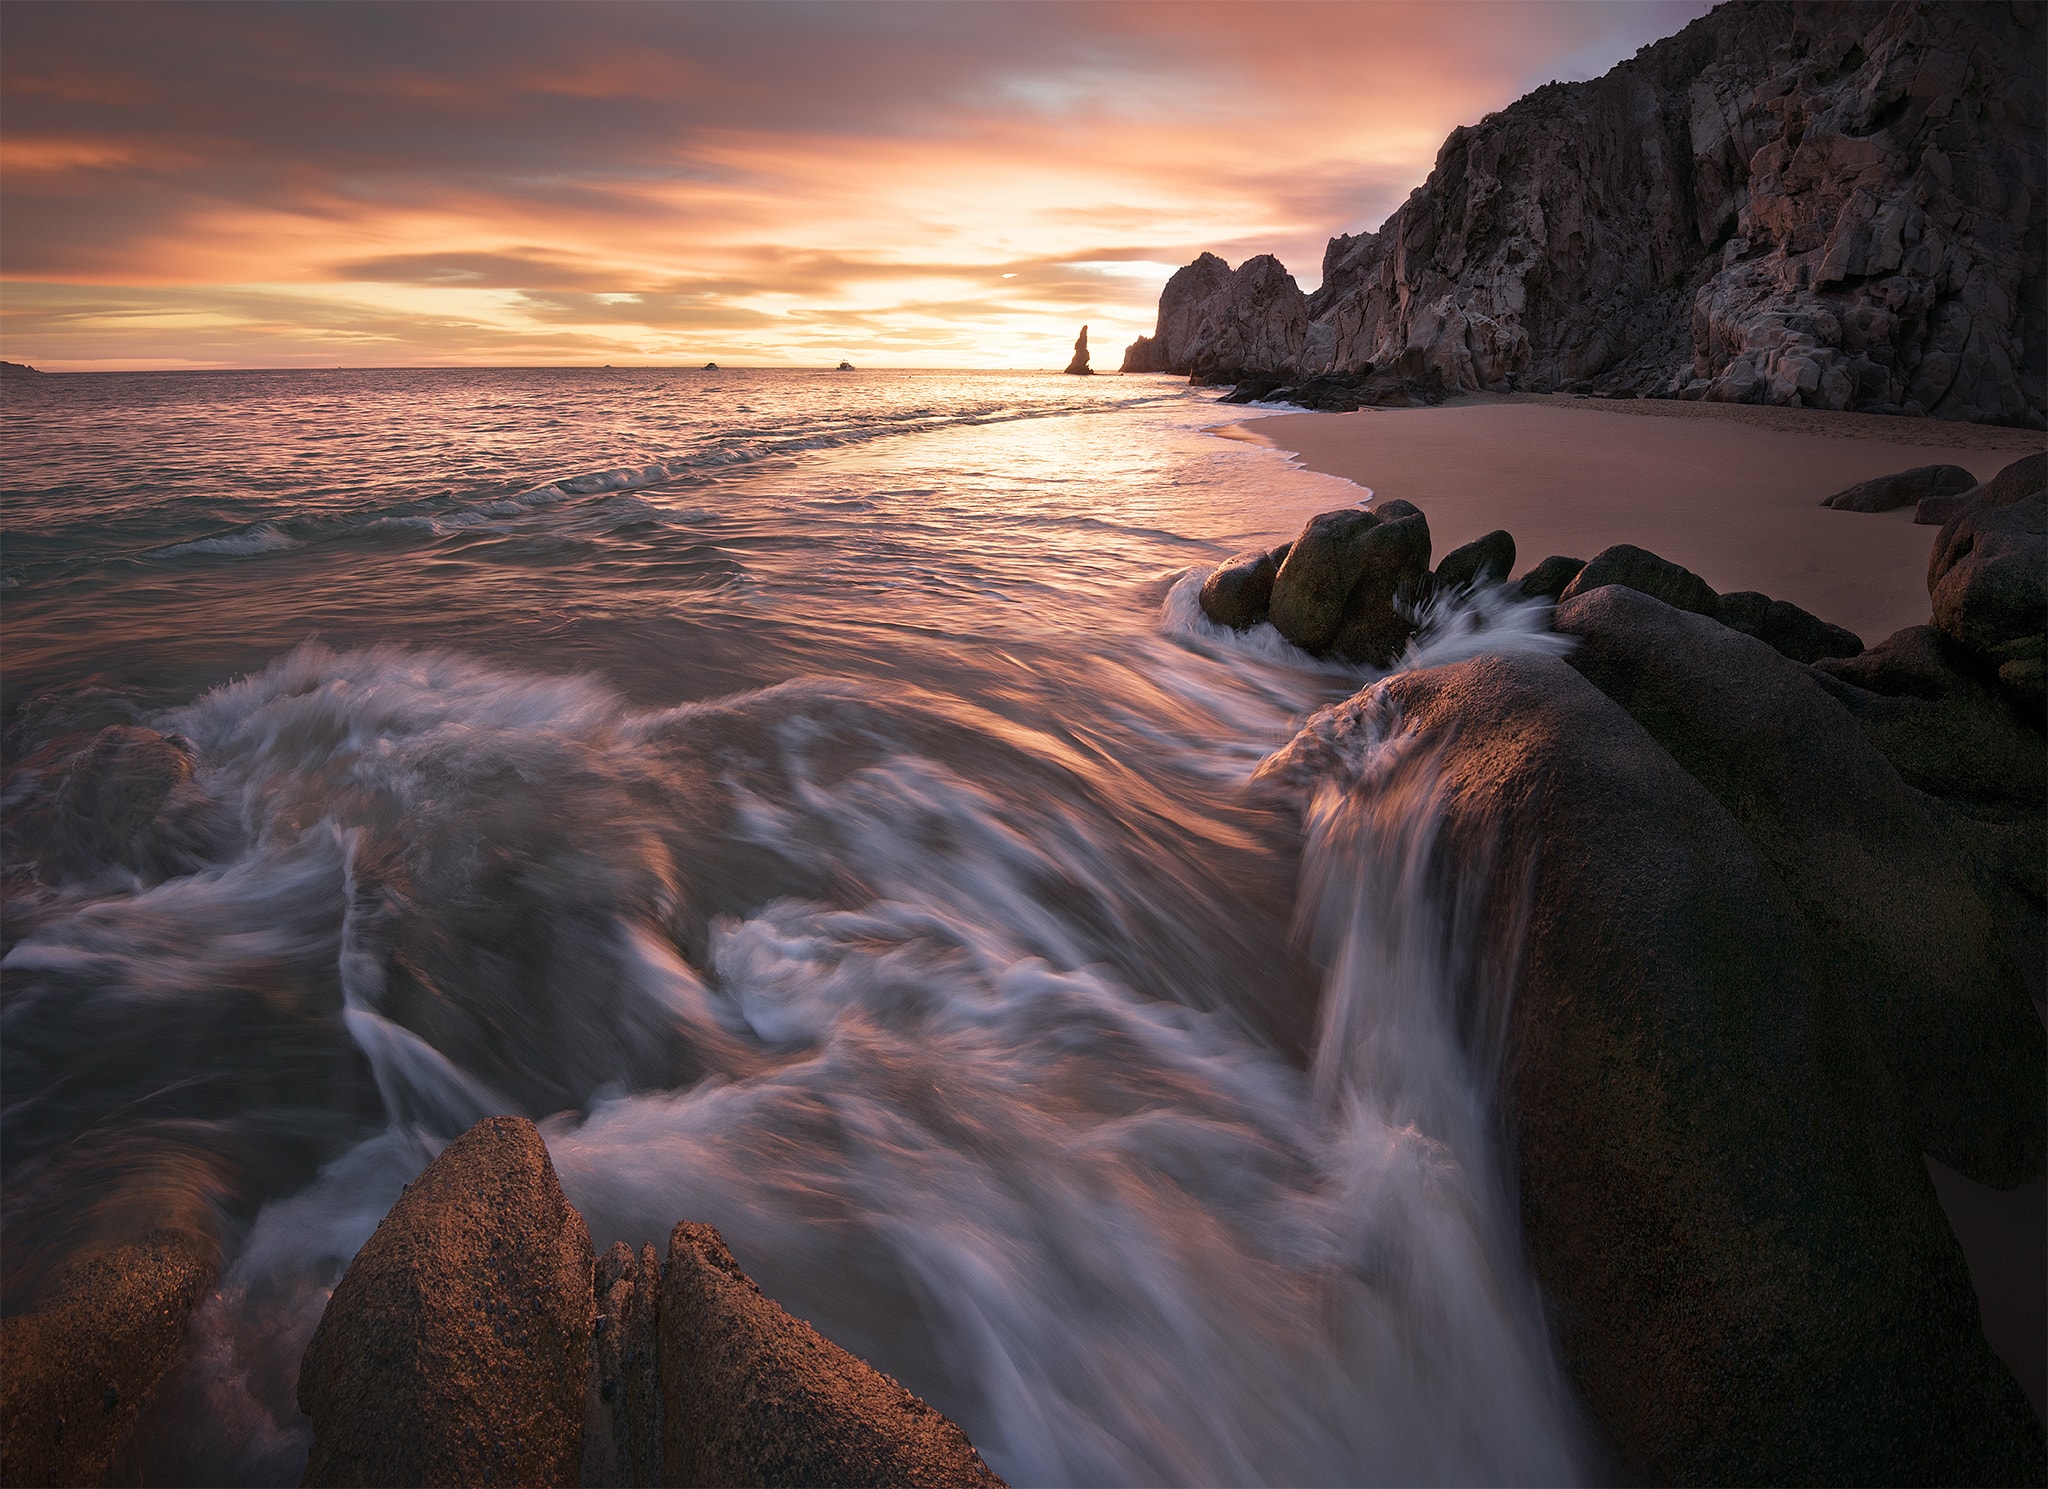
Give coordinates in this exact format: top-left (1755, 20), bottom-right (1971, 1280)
top-left (4, 368), bottom-right (1586, 1484)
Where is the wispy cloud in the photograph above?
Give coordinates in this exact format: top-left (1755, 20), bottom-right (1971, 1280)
top-left (1, 0), bottom-right (1711, 369)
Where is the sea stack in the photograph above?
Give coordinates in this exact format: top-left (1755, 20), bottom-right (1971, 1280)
top-left (1064, 325), bottom-right (1092, 375)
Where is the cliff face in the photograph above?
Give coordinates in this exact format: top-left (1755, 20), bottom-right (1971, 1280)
top-left (1124, 0), bottom-right (2046, 426)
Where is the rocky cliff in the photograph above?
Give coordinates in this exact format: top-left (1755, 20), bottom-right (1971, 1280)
top-left (1123, 0), bottom-right (2046, 426)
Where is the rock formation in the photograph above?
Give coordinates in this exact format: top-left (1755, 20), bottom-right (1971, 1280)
top-left (1064, 324), bottom-right (1093, 375)
top-left (1126, 1), bottom-right (2046, 426)
top-left (295, 1115), bottom-right (1006, 1489)
top-left (0, 1230), bottom-right (218, 1488)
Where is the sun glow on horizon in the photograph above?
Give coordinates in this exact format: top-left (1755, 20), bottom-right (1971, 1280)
top-left (1, 1), bottom-right (1710, 371)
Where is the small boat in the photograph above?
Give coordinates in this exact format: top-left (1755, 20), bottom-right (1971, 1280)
top-left (837, 361), bottom-right (856, 371)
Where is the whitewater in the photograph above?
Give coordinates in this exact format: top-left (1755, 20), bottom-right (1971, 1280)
top-left (1, 367), bottom-right (1588, 1485)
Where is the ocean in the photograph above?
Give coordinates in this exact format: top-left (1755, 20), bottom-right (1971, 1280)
top-left (1, 367), bottom-right (1586, 1485)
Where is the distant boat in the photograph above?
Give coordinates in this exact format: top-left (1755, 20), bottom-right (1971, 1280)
top-left (837, 361), bottom-right (855, 371)
top-left (703, 362), bottom-right (719, 371)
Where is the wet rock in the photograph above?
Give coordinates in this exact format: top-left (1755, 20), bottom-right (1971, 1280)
top-left (1267, 510), bottom-right (1382, 651)
top-left (1929, 491), bottom-right (2047, 662)
top-left (583, 1241), bottom-right (662, 1488)
top-left (1918, 451), bottom-right (2048, 526)
top-left (20, 725), bottom-right (220, 884)
top-left (1063, 325), bottom-right (1092, 376)
top-left (659, 1221), bottom-right (1005, 1488)
top-left (0, 1230), bottom-right (217, 1489)
top-left (1433, 530), bottom-right (1516, 593)
top-left (1514, 555), bottom-right (1586, 602)
top-left (1558, 585), bottom-right (2043, 1185)
top-left (1821, 463), bottom-right (1976, 512)
top-left (1558, 543), bottom-right (1717, 617)
top-left (298, 1116), bottom-right (593, 1489)
top-left (1326, 511), bottom-right (1433, 667)
top-left (1713, 590), bottom-right (1863, 663)
top-left (1373, 499), bottom-right (1422, 522)
top-left (1198, 547), bottom-right (1283, 630)
top-left (1261, 652), bottom-right (2045, 1483)
top-left (1811, 626), bottom-right (2045, 811)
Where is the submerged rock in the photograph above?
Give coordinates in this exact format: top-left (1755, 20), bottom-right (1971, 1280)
top-left (1262, 653), bottom-right (2045, 1483)
top-left (1821, 463), bottom-right (1976, 512)
top-left (298, 1116), bottom-right (594, 1488)
top-left (659, 1221), bottom-right (1005, 1488)
top-left (1559, 543), bottom-right (1718, 617)
top-left (0, 1230), bottom-right (217, 1489)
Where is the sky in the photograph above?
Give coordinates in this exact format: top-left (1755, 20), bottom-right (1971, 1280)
top-left (1, 1), bottom-right (1712, 371)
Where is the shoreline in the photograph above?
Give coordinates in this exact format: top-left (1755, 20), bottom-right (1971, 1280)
top-left (1216, 393), bottom-right (2044, 646)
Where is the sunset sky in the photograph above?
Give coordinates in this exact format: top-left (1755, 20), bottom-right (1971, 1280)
top-left (2, 1), bottom-right (1710, 371)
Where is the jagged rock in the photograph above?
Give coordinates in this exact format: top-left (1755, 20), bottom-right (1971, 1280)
top-left (583, 1241), bottom-right (662, 1488)
top-left (1227, 368), bottom-right (1448, 411)
top-left (659, 1221), bottom-right (1005, 1488)
top-left (1063, 325), bottom-right (1093, 376)
top-left (1821, 463), bottom-right (1976, 512)
top-left (1267, 510), bottom-right (1383, 651)
top-left (1918, 450), bottom-right (2047, 525)
top-left (1126, 4), bottom-right (2045, 425)
top-left (1811, 625), bottom-right (2046, 811)
top-left (1558, 543), bottom-right (1718, 616)
top-left (1257, 652), bottom-right (2045, 1484)
top-left (1557, 585), bottom-right (2043, 1185)
top-left (1118, 252), bottom-right (1306, 378)
top-left (1714, 590), bottom-right (1863, 663)
top-left (1434, 530), bottom-right (1516, 593)
top-left (0, 1230), bottom-right (217, 1489)
top-left (1515, 555), bottom-right (1586, 601)
top-left (1929, 491), bottom-right (2047, 660)
top-left (298, 1116), bottom-right (594, 1489)
top-left (1326, 510), bottom-right (1433, 667)
top-left (1198, 547), bottom-right (1285, 631)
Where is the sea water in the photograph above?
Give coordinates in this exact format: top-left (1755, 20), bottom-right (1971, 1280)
top-left (1, 367), bottom-right (1586, 1485)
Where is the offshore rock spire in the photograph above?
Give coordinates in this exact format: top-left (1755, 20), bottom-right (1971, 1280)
top-left (1064, 324), bottom-right (1093, 375)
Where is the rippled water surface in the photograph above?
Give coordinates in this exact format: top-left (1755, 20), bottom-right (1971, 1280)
top-left (2, 368), bottom-right (1585, 1485)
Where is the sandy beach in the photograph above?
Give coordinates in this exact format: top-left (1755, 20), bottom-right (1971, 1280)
top-left (1223, 393), bottom-right (2044, 646)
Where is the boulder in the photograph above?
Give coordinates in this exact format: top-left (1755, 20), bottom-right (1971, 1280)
top-left (1557, 585), bottom-right (2043, 1185)
top-left (1917, 452), bottom-right (2048, 526)
top-left (1821, 464), bottom-right (1976, 512)
top-left (583, 1242), bottom-right (663, 1488)
top-left (1267, 510), bottom-right (1382, 651)
top-left (1558, 543), bottom-right (1717, 617)
top-left (1810, 626), bottom-right (2045, 811)
top-left (1326, 510), bottom-right (1433, 667)
top-left (1258, 653), bottom-right (2045, 1484)
top-left (659, 1221), bottom-right (1005, 1488)
top-left (1197, 547), bottom-right (1283, 630)
top-left (1514, 555), bottom-right (1585, 602)
top-left (1713, 590), bottom-right (1862, 663)
top-left (1929, 492), bottom-right (2047, 662)
top-left (298, 1116), bottom-right (594, 1489)
top-left (0, 1230), bottom-right (217, 1488)
top-left (20, 725), bottom-right (221, 884)
top-left (1373, 499), bottom-right (1422, 522)
top-left (1433, 529), bottom-right (1516, 593)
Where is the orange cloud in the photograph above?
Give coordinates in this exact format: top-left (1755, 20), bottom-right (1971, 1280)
top-left (0, 1), bottom-right (1711, 369)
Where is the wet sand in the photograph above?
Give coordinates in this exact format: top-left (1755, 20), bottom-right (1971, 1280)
top-left (1222, 393), bottom-right (2044, 646)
